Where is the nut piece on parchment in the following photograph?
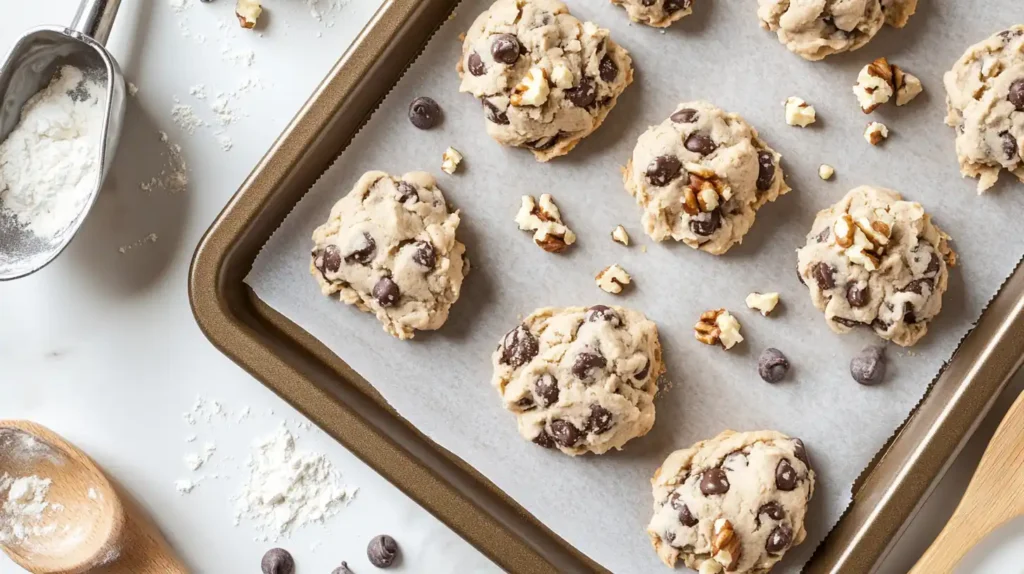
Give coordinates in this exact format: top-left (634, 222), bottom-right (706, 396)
top-left (595, 264), bottom-right (632, 294)
top-left (711, 518), bottom-right (741, 571)
top-left (441, 147), bottom-right (463, 174)
top-left (784, 97), bottom-right (816, 127)
top-left (515, 194), bottom-right (576, 253)
top-left (746, 292), bottom-right (780, 316)
top-left (864, 122), bottom-right (889, 145)
top-left (893, 65), bottom-right (923, 106)
top-left (236, 0), bottom-right (263, 28)
top-left (510, 66), bottom-right (550, 107)
top-left (611, 225), bottom-right (630, 246)
top-left (818, 164), bottom-right (835, 180)
top-left (853, 57), bottom-right (895, 113)
top-left (694, 309), bottom-right (743, 350)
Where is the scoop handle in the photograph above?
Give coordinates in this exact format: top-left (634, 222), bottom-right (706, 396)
top-left (70, 0), bottom-right (122, 45)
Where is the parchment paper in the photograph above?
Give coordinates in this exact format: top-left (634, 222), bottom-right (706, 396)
top-left (247, 1), bottom-right (1024, 571)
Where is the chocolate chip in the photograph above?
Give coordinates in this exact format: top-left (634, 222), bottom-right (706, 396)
top-left (467, 52), bottom-right (485, 76)
top-left (411, 241), bottom-right (436, 269)
top-left (645, 155), bottom-right (682, 186)
top-left (319, 244), bottom-right (341, 274)
top-left (345, 232), bottom-right (376, 265)
top-left (699, 468), bottom-right (729, 495)
top-left (572, 351), bottom-right (607, 379)
top-left (766, 525), bottom-right (793, 554)
top-left (758, 348), bottom-right (789, 383)
top-left (796, 266), bottom-right (806, 285)
top-left (483, 99), bottom-right (509, 125)
top-left (599, 55), bottom-right (618, 83)
top-left (832, 316), bottom-right (862, 328)
top-left (586, 404), bottom-right (613, 434)
top-left (678, 503), bottom-right (698, 527)
top-left (689, 208), bottom-right (722, 237)
top-left (756, 150), bottom-right (776, 191)
top-left (367, 534), bottom-right (399, 568)
top-left (793, 438), bottom-right (809, 469)
top-left (372, 277), bottom-right (400, 307)
top-left (904, 308), bottom-right (918, 324)
top-left (332, 562), bottom-right (355, 574)
top-left (665, 0), bottom-right (690, 12)
top-left (671, 108), bottom-right (698, 123)
top-left (901, 278), bottom-right (933, 295)
top-left (776, 459), bottom-right (798, 491)
top-left (261, 548), bottom-right (295, 574)
top-left (925, 252), bottom-right (940, 275)
top-left (812, 262), bottom-right (835, 290)
top-left (550, 420), bottom-right (581, 447)
top-left (535, 374), bottom-right (560, 407)
top-left (684, 133), bottom-right (717, 155)
top-left (758, 501), bottom-right (785, 521)
top-left (490, 34), bottom-right (521, 64)
top-left (815, 227), bottom-right (831, 243)
top-left (526, 135), bottom-right (558, 150)
top-left (396, 182), bottom-right (418, 203)
top-left (1002, 131), bottom-right (1018, 160)
top-left (533, 431), bottom-right (555, 448)
top-left (846, 283), bottom-right (868, 307)
top-left (635, 359), bottom-right (651, 382)
top-left (586, 304), bottom-right (621, 325)
top-left (408, 96), bottom-right (441, 129)
top-left (851, 345), bottom-right (886, 385)
top-left (1009, 79), bottom-right (1024, 111)
top-left (500, 325), bottom-right (539, 368)
top-left (565, 77), bottom-right (597, 108)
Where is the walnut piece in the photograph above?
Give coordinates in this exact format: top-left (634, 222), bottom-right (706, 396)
top-left (853, 57), bottom-right (895, 113)
top-left (236, 0), bottom-right (263, 28)
top-left (680, 163), bottom-right (732, 216)
top-left (550, 64), bottom-right (574, 89)
top-left (595, 264), bottom-right (631, 294)
top-left (511, 66), bottom-right (550, 107)
top-left (695, 309), bottom-right (743, 350)
top-left (893, 65), bottom-right (923, 106)
top-left (834, 210), bottom-right (894, 271)
top-left (745, 292), bottom-right (780, 316)
top-left (818, 164), bottom-right (835, 180)
top-left (515, 194), bottom-right (576, 253)
top-left (711, 518), bottom-right (741, 571)
top-left (864, 122), bottom-right (889, 145)
top-left (784, 97), bottom-right (816, 127)
top-left (611, 225), bottom-right (630, 246)
top-left (698, 560), bottom-right (724, 574)
top-left (441, 147), bottom-right (463, 174)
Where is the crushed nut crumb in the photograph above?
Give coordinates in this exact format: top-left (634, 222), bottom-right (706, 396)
top-left (441, 147), bottom-right (463, 174)
top-left (236, 0), bottom-right (262, 28)
top-left (893, 65), bottom-right (923, 106)
top-left (746, 292), bottom-right (780, 316)
top-left (611, 225), bottom-right (630, 246)
top-left (818, 164), bottom-right (835, 180)
top-left (595, 264), bottom-right (631, 294)
top-left (864, 122), bottom-right (889, 145)
top-left (784, 97), bottom-right (816, 127)
top-left (695, 309), bottom-right (743, 350)
top-left (515, 194), bottom-right (576, 253)
top-left (853, 57), bottom-right (895, 113)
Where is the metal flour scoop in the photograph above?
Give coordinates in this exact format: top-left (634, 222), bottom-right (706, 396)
top-left (0, 0), bottom-right (126, 280)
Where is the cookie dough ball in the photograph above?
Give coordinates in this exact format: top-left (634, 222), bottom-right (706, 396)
top-left (648, 430), bottom-right (814, 572)
top-left (756, 0), bottom-right (916, 61)
top-left (311, 171), bottom-right (468, 340)
top-left (611, 0), bottom-right (694, 28)
top-left (796, 186), bottom-right (955, 347)
top-left (943, 26), bottom-right (1024, 193)
top-left (491, 305), bottom-right (664, 456)
top-left (623, 101), bottom-right (790, 254)
top-left (457, 0), bottom-right (634, 162)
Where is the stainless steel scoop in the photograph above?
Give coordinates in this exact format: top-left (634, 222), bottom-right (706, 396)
top-left (0, 0), bottom-right (126, 280)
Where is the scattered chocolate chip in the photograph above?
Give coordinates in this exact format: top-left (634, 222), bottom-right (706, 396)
top-left (793, 438), bottom-right (810, 469)
top-left (665, 0), bottom-right (690, 12)
top-left (565, 77), bottom-right (597, 108)
top-left (586, 304), bottom-right (621, 325)
top-left (532, 430), bottom-right (555, 448)
top-left (467, 52), bottom-right (486, 76)
top-left (645, 155), bottom-right (682, 186)
top-left (758, 348), bottom-right (790, 383)
top-left (411, 241), bottom-right (436, 269)
top-left (332, 562), bottom-right (355, 574)
top-left (811, 262), bottom-right (835, 290)
top-left (684, 132), bottom-right (717, 155)
top-left (396, 182), bottom-right (418, 203)
top-left (678, 504), bottom-right (698, 527)
top-left (550, 419), bottom-right (581, 447)
top-left (572, 351), bottom-right (607, 379)
top-left (261, 548), bottom-right (295, 574)
top-left (1009, 79), bottom-right (1024, 111)
top-left (758, 501), bottom-right (785, 521)
top-left (319, 245), bottom-right (342, 274)
top-left (586, 404), bottom-right (613, 434)
top-left (847, 283), bottom-right (868, 307)
top-left (851, 345), bottom-right (886, 385)
top-left (671, 108), bottom-right (698, 123)
top-left (372, 277), bottom-right (400, 307)
top-left (775, 459), bottom-right (798, 491)
top-left (599, 55), bottom-right (618, 83)
top-left (490, 34), bottom-right (521, 64)
top-left (500, 325), bottom-right (539, 368)
top-left (699, 468), bottom-right (730, 495)
top-left (408, 97), bottom-right (442, 129)
top-left (635, 359), bottom-right (651, 382)
top-left (689, 208), bottom-right (722, 237)
top-left (535, 374), bottom-right (560, 407)
top-left (483, 100), bottom-right (509, 125)
top-left (756, 150), bottom-right (776, 191)
top-left (367, 534), bottom-right (399, 568)
top-left (766, 525), bottom-right (793, 554)
top-left (1002, 131), bottom-right (1018, 160)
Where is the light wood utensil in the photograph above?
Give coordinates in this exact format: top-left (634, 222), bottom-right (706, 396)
top-left (0, 420), bottom-right (187, 574)
top-left (911, 390), bottom-right (1024, 573)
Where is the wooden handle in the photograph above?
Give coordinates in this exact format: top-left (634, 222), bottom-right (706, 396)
top-left (911, 390), bottom-right (1024, 573)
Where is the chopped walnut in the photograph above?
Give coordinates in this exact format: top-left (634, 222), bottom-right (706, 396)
top-left (698, 560), bottom-right (724, 574)
top-left (818, 164), bottom-right (835, 180)
top-left (550, 64), bottom-right (574, 89)
top-left (236, 0), bottom-right (263, 28)
top-left (864, 122), bottom-right (889, 145)
top-left (853, 57), bottom-right (895, 113)
top-left (681, 163), bottom-right (731, 216)
top-left (441, 147), bottom-right (463, 174)
top-left (511, 66), bottom-right (550, 107)
top-left (515, 194), bottom-right (576, 253)
top-left (711, 518), bottom-right (741, 571)
top-left (695, 309), bottom-right (743, 350)
top-left (595, 264), bottom-right (631, 294)
top-left (784, 97), bottom-right (816, 127)
top-left (893, 65), bottom-right (923, 106)
top-left (834, 210), bottom-right (894, 271)
top-left (746, 292), bottom-right (780, 316)
top-left (611, 225), bottom-right (630, 246)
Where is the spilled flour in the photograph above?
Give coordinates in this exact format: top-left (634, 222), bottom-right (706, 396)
top-left (0, 474), bottom-right (58, 544)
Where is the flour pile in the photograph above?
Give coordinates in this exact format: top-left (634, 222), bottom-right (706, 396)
top-left (0, 474), bottom-right (58, 543)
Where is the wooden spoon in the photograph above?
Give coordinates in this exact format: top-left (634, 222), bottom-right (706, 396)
top-left (911, 389), bottom-right (1024, 573)
top-left (0, 420), bottom-right (187, 574)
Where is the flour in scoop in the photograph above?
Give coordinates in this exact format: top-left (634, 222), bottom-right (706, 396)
top-left (0, 474), bottom-right (58, 544)
top-left (0, 65), bottom-right (105, 240)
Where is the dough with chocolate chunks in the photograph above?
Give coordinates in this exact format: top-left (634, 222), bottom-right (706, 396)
top-left (611, 0), bottom-right (694, 29)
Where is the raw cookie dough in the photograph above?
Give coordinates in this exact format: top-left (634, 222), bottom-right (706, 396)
top-left (756, 0), bottom-right (917, 61)
top-left (647, 430), bottom-right (814, 572)
top-left (311, 171), bottom-right (468, 340)
top-left (796, 186), bottom-right (955, 347)
top-left (611, 0), bottom-right (693, 28)
top-left (457, 0), bottom-right (634, 161)
top-left (623, 101), bottom-right (790, 254)
top-left (943, 25), bottom-right (1024, 193)
top-left (491, 305), bottom-right (664, 456)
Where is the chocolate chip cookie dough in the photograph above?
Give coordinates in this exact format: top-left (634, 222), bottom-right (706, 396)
top-left (457, 0), bottom-right (634, 161)
top-left (623, 101), bottom-right (789, 254)
top-left (796, 186), bottom-right (955, 347)
top-left (311, 171), bottom-right (468, 340)
top-left (756, 0), bottom-right (917, 61)
top-left (944, 25), bottom-right (1024, 193)
top-left (491, 305), bottom-right (663, 456)
top-left (648, 430), bottom-right (814, 572)
top-left (611, 0), bottom-right (693, 28)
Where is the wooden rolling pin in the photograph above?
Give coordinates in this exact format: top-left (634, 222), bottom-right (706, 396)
top-left (911, 389), bottom-right (1024, 572)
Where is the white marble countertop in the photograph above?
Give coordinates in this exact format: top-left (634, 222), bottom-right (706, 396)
top-left (1, 1), bottom-right (1023, 572)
